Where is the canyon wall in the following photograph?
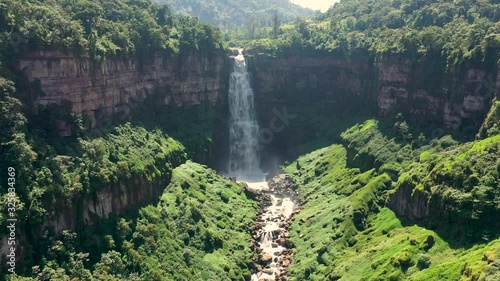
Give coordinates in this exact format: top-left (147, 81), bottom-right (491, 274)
top-left (45, 175), bottom-right (170, 234)
top-left (13, 49), bottom-right (499, 239)
top-left (247, 52), bottom-right (500, 241)
top-left (18, 49), bottom-right (230, 136)
top-left (16, 49), bottom-right (230, 224)
top-left (8, 49), bottom-right (229, 246)
top-left (2, 50), bottom-right (228, 268)
top-left (248, 54), bottom-right (498, 129)
top-left (246, 53), bottom-right (378, 165)
top-left (247, 52), bottom-right (499, 163)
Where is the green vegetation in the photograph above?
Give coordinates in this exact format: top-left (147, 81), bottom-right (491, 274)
top-left (0, 0), bottom-right (238, 280)
top-left (151, 105), bottom-right (219, 161)
top-left (0, 0), bottom-right (224, 62)
top-left (129, 93), bottom-right (221, 160)
top-left (284, 143), bottom-right (396, 280)
top-left (163, 0), bottom-right (315, 37)
top-left (0, 0), bottom-right (227, 223)
top-left (0, 123), bottom-right (187, 270)
top-left (5, 162), bottom-right (258, 280)
top-left (121, 162), bottom-right (257, 280)
top-left (1, 0), bottom-right (226, 252)
top-left (0, 0), bottom-right (499, 280)
top-left (245, 0), bottom-right (500, 65)
top-left (478, 99), bottom-right (500, 139)
top-left (340, 117), bottom-right (460, 173)
top-left (394, 134), bottom-right (500, 242)
top-left (284, 119), bottom-right (500, 280)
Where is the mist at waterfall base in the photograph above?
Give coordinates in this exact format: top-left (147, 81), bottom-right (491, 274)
top-left (226, 49), bottom-right (266, 182)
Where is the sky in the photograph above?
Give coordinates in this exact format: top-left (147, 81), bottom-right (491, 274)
top-left (290, 0), bottom-right (340, 12)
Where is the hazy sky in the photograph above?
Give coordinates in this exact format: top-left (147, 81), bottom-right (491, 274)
top-left (291, 0), bottom-right (340, 12)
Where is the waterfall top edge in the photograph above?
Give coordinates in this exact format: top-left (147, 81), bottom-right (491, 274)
top-left (229, 48), bottom-right (245, 59)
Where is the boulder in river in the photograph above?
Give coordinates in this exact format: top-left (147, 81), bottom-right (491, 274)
top-left (260, 253), bottom-right (273, 265)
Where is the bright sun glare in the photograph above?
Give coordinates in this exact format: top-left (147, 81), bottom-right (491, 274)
top-left (290, 0), bottom-right (340, 12)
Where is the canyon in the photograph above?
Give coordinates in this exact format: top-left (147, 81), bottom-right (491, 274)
top-left (8, 48), bottom-right (499, 278)
top-left (248, 54), bottom-right (499, 159)
top-left (15, 51), bottom-right (497, 180)
top-left (2, 0), bottom-right (499, 279)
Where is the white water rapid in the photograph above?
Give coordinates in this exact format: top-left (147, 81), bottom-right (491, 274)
top-left (248, 178), bottom-right (297, 281)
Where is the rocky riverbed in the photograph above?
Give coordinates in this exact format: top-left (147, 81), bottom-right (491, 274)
top-left (246, 174), bottom-right (299, 281)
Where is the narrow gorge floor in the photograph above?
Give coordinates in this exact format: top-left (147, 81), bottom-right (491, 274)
top-left (247, 174), bottom-right (299, 281)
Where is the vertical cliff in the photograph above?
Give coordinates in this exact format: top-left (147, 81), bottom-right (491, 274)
top-left (18, 49), bottom-right (230, 136)
top-left (249, 54), bottom-right (498, 128)
top-left (1, 50), bottom-right (232, 270)
top-left (246, 52), bottom-right (499, 163)
top-left (16, 48), bottom-right (232, 224)
top-left (246, 53), bottom-right (378, 164)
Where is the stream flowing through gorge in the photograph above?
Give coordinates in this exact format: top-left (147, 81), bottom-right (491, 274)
top-left (227, 49), bottom-right (298, 281)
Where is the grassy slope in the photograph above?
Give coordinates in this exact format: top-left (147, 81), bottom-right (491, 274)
top-left (6, 162), bottom-right (258, 280)
top-left (101, 161), bottom-right (258, 280)
top-left (284, 120), bottom-right (500, 281)
top-left (0, 123), bottom-right (188, 248)
top-left (393, 134), bottom-right (500, 242)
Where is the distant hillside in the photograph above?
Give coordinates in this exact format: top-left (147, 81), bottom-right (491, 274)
top-left (163, 0), bottom-right (317, 27)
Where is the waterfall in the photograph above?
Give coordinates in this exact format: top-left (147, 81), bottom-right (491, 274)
top-left (228, 49), bottom-right (263, 181)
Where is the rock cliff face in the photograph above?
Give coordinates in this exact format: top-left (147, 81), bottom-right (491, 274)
top-left (13, 49), bottom-right (229, 237)
top-left (245, 52), bottom-right (499, 173)
top-left (44, 175), bottom-right (169, 234)
top-left (387, 184), bottom-right (430, 221)
top-left (14, 49), bottom-right (499, 240)
top-left (248, 54), bottom-right (499, 130)
top-left (248, 54), bottom-right (376, 113)
top-left (18, 50), bottom-right (229, 136)
top-left (246, 54), bottom-right (378, 165)
top-left (376, 57), bottom-right (498, 129)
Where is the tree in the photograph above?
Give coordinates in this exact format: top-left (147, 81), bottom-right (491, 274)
top-left (246, 16), bottom-right (257, 39)
top-left (272, 9), bottom-right (281, 39)
top-left (73, 0), bottom-right (104, 34)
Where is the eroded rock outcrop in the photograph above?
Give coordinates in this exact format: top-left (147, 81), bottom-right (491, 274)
top-left (245, 53), bottom-right (499, 166)
top-left (16, 48), bottom-right (229, 232)
top-left (44, 175), bottom-right (168, 234)
top-left (18, 50), bottom-right (229, 135)
top-left (248, 54), bottom-right (498, 129)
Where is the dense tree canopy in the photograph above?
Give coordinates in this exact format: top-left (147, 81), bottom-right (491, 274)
top-left (0, 0), bottom-right (224, 62)
top-left (0, 1), bottom-right (226, 276)
top-left (163, 0), bottom-right (315, 27)
top-left (246, 0), bottom-right (500, 64)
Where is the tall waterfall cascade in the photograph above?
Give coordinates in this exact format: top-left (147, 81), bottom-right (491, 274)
top-left (227, 49), bottom-right (263, 181)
